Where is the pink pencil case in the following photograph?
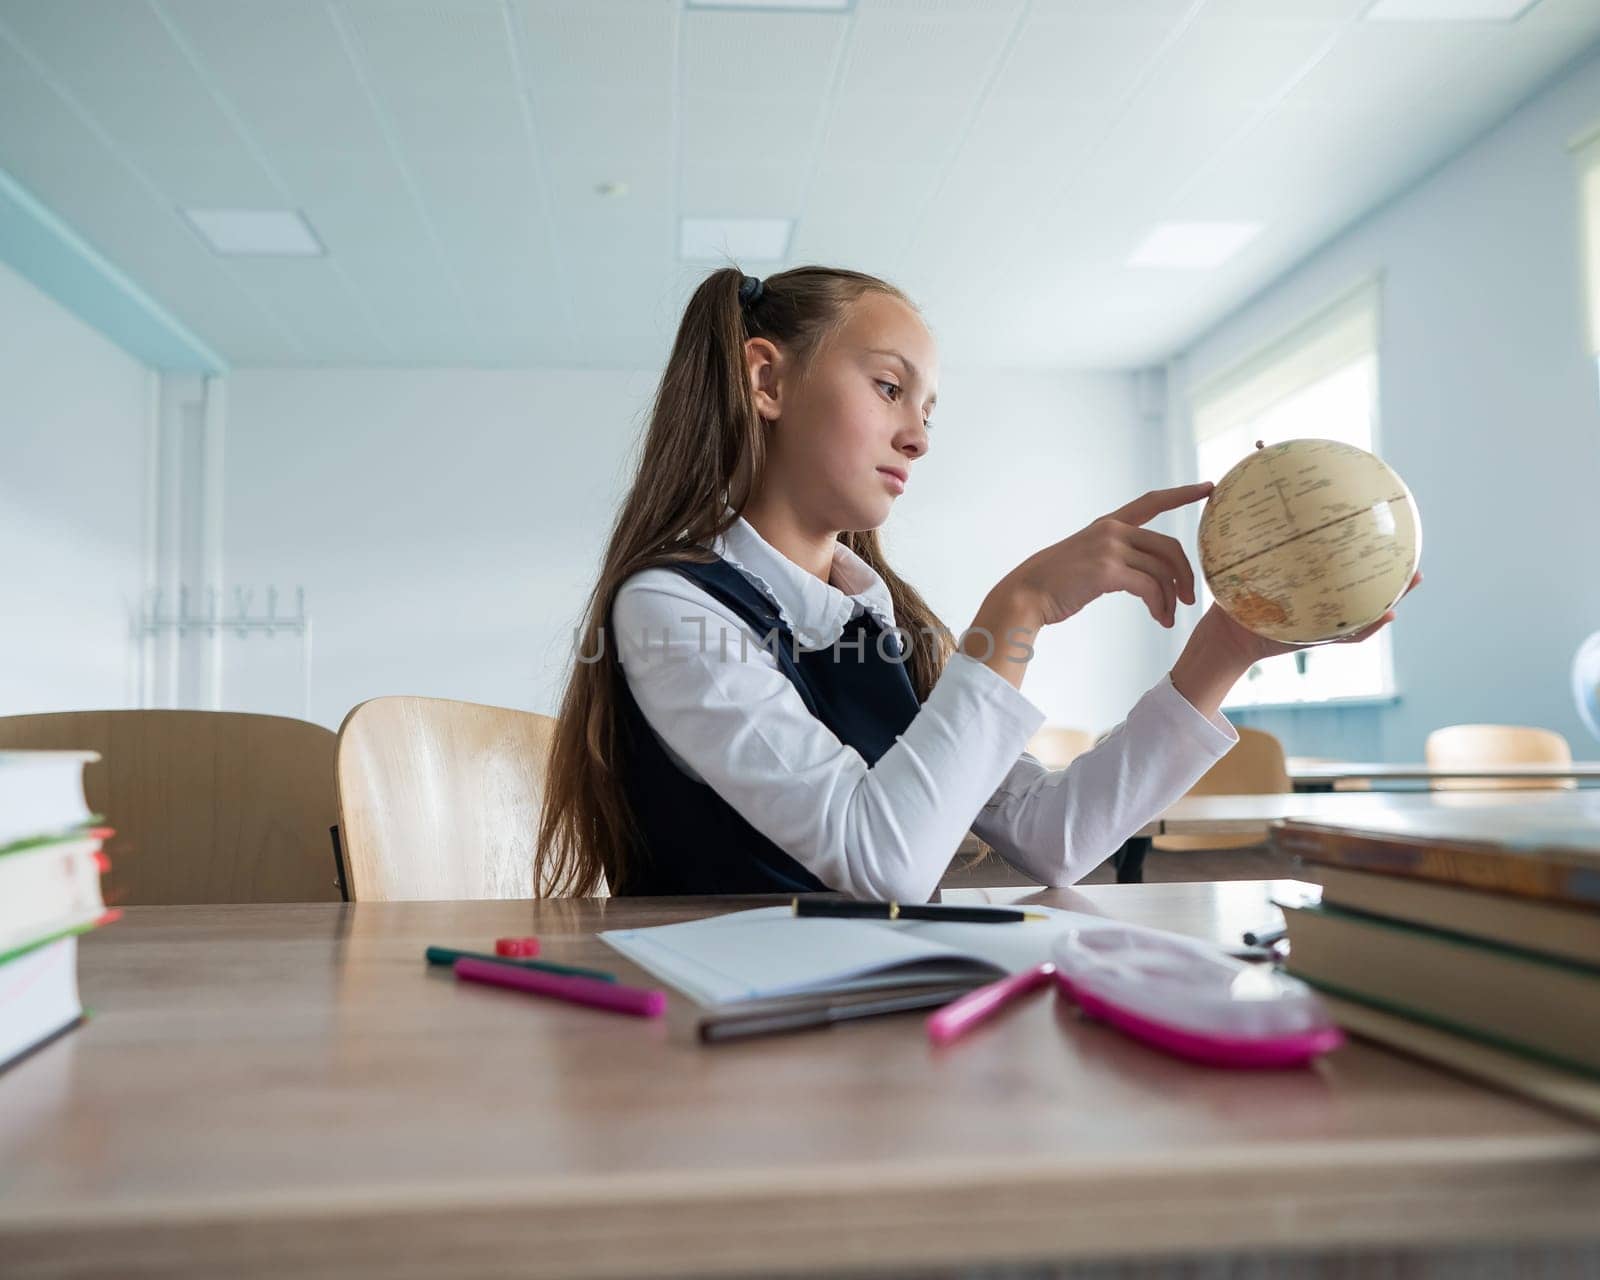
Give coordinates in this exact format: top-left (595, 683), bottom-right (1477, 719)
top-left (1050, 921), bottom-right (1343, 1068)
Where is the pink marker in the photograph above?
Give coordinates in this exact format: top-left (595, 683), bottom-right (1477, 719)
top-left (926, 963), bottom-right (1056, 1046)
top-left (453, 957), bottom-right (666, 1018)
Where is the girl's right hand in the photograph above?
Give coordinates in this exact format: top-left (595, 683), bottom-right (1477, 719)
top-left (1007, 483), bottom-right (1215, 630)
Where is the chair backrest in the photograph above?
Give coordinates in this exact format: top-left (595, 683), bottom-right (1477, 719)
top-left (336, 696), bottom-right (555, 901)
top-left (1153, 726), bottom-right (1289, 853)
top-left (1425, 724), bottom-right (1574, 791)
top-left (1024, 725), bottom-right (1095, 770)
top-left (1187, 727), bottom-right (1292, 797)
top-left (0, 710), bottom-right (340, 905)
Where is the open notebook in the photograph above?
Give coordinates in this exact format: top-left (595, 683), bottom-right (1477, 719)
top-left (599, 904), bottom-right (1108, 1008)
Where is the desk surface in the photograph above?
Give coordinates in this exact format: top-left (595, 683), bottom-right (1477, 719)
top-left (3, 883), bottom-right (1598, 1277)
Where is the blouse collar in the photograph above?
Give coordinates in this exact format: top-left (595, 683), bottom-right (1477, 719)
top-left (712, 513), bottom-right (900, 649)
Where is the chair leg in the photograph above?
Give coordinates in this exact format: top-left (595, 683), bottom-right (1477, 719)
top-left (330, 824), bottom-right (349, 902)
top-left (1112, 836), bottom-right (1150, 884)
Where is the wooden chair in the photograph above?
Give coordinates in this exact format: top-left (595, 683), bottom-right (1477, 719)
top-left (1024, 725), bottom-right (1095, 770)
top-left (1425, 724), bottom-right (1575, 791)
top-left (1153, 726), bottom-right (1290, 852)
top-left (336, 697), bottom-right (555, 901)
top-left (0, 710), bottom-right (340, 906)
top-left (942, 725), bottom-right (1099, 888)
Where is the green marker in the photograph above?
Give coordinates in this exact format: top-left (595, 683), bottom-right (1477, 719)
top-left (424, 945), bottom-right (617, 983)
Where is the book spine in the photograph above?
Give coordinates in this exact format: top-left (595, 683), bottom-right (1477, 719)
top-left (1272, 826), bottom-right (1600, 910)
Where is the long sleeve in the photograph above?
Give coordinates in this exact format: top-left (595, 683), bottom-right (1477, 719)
top-left (970, 674), bottom-right (1239, 886)
top-left (612, 569), bottom-right (1045, 902)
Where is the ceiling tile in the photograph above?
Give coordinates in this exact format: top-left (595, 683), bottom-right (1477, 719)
top-left (162, 0), bottom-right (396, 156)
top-left (986, 16), bottom-right (1177, 106)
top-left (538, 92), bottom-right (672, 204)
top-left (681, 158), bottom-right (809, 217)
top-left (789, 206), bottom-right (922, 271)
top-left (680, 91), bottom-right (824, 178)
top-left (817, 90), bottom-right (977, 170)
top-left (0, 0), bottom-right (287, 207)
top-left (1155, 18), bottom-right (1342, 105)
top-left (835, 3), bottom-right (1021, 95)
top-left (514, 0), bottom-right (676, 97)
top-left (1287, 22), bottom-right (1502, 107)
top-left (681, 8), bottom-right (847, 97)
top-left (1, 0), bottom-right (242, 150)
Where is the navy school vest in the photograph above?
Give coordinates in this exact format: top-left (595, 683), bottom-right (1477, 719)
top-left (612, 555), bottom-right (922, 896)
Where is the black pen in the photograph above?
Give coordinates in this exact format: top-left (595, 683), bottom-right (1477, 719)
top-left (792, 898), bottom-right (1047, 924)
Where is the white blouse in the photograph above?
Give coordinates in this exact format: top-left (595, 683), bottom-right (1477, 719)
top-left (610, 516), bottom-right (1238, 902)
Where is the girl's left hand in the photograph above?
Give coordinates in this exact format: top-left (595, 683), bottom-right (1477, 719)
top-left (1208, 570), bottom-right (1424, 666)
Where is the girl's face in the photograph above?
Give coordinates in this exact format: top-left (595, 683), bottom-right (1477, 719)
top-left (749, 292), bottom-right (938, 533)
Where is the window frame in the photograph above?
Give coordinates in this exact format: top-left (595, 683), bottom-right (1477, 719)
top-left (1186, 277), bottom-right (1398, 712)
top-left (1572, 123), bottom-right (1600, 382)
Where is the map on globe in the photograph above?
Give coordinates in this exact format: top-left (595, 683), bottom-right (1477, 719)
top-left (1198, 438), bottom-right (1421, 645)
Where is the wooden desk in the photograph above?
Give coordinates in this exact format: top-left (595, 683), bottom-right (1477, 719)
top-left (1288, 761), bottom-right (1600, 792)
top-left (3, 885), bottom-right (1598, 1277)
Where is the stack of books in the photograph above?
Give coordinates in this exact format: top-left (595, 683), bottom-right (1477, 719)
top-left (1, 750), bottom-right (114, 1073)
top-left (1272, 802), bottom-right (1600, 1121)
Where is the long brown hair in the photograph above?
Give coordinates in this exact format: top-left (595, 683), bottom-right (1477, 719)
top-left (535, 265), bottom-right (956, 897)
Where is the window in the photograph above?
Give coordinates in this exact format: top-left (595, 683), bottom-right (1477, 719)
top-left (1575, 125), bottom-right (1600, 390)
top-left (1189, 281), bottom-right (1395, 710)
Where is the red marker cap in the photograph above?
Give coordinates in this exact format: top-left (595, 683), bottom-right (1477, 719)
top-left (495, 936), bottom-right (540, 958)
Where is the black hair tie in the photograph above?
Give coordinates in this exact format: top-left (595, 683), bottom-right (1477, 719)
top-left (738, 274), bottom-right (765, 308)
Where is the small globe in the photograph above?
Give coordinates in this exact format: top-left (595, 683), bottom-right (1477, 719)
top-left (1573, 631), bottom-right (1600, 745)
top-left (1198, 438), bottom-right (1421, 644)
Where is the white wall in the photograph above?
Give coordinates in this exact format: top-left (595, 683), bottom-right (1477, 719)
top-left (1168, 49), bottom-right (1600, 760)
top-left (0, 258), bottom-right (149, 715)
top-left (222, 368), bottom-right (656, 728)
top-left (222, 364), bottom-right (1170, 733)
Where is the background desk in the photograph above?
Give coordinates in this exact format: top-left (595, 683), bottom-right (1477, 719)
top-left (1288, 761), bottom-right (1600, 791)
top-left (1109, 788), bottom-right (1600, 883)
top-left (3, 883), bottom-right (1598, 1277)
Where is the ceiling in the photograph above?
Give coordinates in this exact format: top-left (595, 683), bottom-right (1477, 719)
top-left (1, 0), bottom-right (1598, 372)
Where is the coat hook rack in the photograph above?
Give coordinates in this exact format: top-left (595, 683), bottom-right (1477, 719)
top-left (139, 586), bottom-right (310, 640)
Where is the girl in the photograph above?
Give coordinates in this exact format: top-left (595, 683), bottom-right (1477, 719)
top-left (536, 266), bottom-right (1412, 899)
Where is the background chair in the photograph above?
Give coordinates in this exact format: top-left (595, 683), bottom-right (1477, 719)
top-left (1023, 725), bottom-right (1095, 770)
top-left (1153, 726), bottom-right (1290, 852)
top-left (0, 710), bottom-right (340, 905)
top-left (1425, 723), bottom-right (1575, 790)
top-left (336, 696), bottom-right (554, 901)
top-left (941, 724), bottom-right (1099, 888)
